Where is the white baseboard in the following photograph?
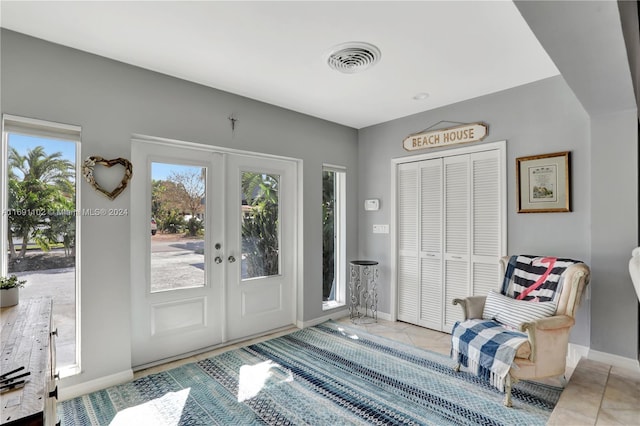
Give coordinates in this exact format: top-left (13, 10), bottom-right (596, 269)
top-left (567, 343), bottom-right (590, 368)
top-left (59, 369), bottom-right (133, 401)
top-left (298, 309), bottom-right (395, 328)
top-left (587, 348), bottom-right (640, 372)
top-left (298, 309), bottom-right (350, 328)
top-left (567, 344), bottom-right (640, 372)
top-left (376, 311), bottom-right (392, 321)
top-left (298, 310), bottom-right (393, 328)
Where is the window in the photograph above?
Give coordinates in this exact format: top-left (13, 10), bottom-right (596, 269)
top-left (322, 165), bottom-right (346, 309)
top-left (1, 115), bottom-right (81, 376)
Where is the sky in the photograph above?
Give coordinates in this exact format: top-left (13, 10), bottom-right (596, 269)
top-left (151, 162), bottom-right (203, 182)
top-left (9, 133), bottom-right (75, 161)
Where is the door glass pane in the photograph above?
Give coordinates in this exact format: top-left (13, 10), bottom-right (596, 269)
top-left (150, 162), bottom-right (206, 292)
top-left (6, 133), bottom-right (77, 369)
top-left (241, 172), bottom-right (280, 280)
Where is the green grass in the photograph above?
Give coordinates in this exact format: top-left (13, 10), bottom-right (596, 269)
top-left (19, 243), bottom-right (65, 251)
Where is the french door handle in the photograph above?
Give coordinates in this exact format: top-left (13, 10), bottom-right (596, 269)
top-left (228, 255), bottom-right (236, 263)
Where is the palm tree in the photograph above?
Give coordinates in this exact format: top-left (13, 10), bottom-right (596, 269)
top-left (7, 146), bottom-right (75, 258)
top-left (242, 172), bottom-right (278, 206)
top-left (9, 146), bottom-right (74, 193)
top-left (241, 173), bottom-right (279, 278)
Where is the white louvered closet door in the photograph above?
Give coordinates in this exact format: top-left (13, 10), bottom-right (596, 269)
top-left (443, 155), bottom-right (470, 331)
top-left (395, 143), bottom-right (504, 334)
top-left (397, 163), bottom-right (420, 323)
top-left (471, 150), bottom-right (503, 298)
top-left (419, 159), bottom-right (443, 329)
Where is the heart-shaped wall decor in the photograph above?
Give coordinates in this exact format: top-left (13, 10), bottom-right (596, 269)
top-left (82, 156), bottom-right (133, 200)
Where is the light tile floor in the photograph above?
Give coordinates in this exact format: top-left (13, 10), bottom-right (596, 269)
top-left (135, 317), bottom-right (640, 425)
top-left (336, 317), bottom-right (640, 426)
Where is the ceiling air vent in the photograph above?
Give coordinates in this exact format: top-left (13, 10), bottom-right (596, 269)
top-left (327, 42), bottom-right (381, 74)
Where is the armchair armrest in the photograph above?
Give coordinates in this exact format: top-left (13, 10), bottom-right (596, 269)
top-left (452, 296), bottom-right (486, 320)
top-left (519, 315), bottom-right (575, 362)
top-left (521, 314), bottom-right (575, 332)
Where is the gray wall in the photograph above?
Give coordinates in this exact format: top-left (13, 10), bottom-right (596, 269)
top-left (358, 76), bottom-right (593, 347)
top-left (589, 111), bottom-right (638, 359)
top-left (1, 29), bottom-right (358, 387)
top-left (516, 0), bottom-right (639, 362)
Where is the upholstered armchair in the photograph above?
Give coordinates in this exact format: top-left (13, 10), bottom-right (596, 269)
top-left (451, 255), bottom-right (590, 407)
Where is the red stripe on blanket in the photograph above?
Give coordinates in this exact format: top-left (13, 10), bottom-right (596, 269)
top-left (516, 256), bottom-right (557, 301)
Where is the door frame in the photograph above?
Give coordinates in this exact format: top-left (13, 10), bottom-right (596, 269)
top-left (130, 134), bottom-right (303, 368)
top-left (389, 140), bottom-right (507, 322)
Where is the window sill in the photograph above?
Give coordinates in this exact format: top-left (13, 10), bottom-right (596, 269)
top-left (58, 364), bottom-right (81, 379)
top-left (322, 300), bottom-right (345, 311)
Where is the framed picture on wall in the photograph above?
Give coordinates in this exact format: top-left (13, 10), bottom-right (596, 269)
top-left (516, 151), bottom-right (570, 213)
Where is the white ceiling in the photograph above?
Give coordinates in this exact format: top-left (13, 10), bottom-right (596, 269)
top-left (0, 1), bottom-right (559, 129)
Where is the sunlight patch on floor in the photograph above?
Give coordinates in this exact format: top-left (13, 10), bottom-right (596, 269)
top-left (109, 388), bottom-right (190, 426)
top-left (238, 360), bottom-right (293, 402)
top-left (337, 326), bottom-right (360, 340)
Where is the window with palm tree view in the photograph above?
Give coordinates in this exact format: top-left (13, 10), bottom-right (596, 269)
top-left (3, 119), bottom-right (79, 374)
top-left (323, 166), bottom-right (345, 307)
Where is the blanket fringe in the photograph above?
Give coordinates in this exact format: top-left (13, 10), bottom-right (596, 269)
top-left (453, 350), bottom-right (507, 392)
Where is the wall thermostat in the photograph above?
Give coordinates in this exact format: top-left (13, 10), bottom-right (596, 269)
top-left (364, 199), bottom-right (380, 211)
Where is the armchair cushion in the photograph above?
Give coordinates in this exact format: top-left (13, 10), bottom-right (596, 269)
top-left (482, 290), bottom-right (556, 330)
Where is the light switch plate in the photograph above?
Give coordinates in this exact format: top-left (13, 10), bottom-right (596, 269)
top-left (373, 224), bottom-right (389, 234)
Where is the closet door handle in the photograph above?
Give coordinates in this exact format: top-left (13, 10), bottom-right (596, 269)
top-left (228, 256), bottom-right (236, 263)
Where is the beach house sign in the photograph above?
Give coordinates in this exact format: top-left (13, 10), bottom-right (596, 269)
top-left (403, 122), bottom-right (488, 151)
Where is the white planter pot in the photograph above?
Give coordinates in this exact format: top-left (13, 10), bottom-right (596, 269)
top-left (0, 287), bottom-right (19, 307)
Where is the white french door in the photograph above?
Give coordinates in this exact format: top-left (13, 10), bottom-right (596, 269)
top-left (225, 154), bottom-right (296, 340)
top-left (131, 140), bottom-right (297, 367)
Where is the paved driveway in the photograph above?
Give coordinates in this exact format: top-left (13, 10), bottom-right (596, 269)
top-left (16, 267), bottom-right (76, 369)
top-left (150, 238), bottom-right (205, 291)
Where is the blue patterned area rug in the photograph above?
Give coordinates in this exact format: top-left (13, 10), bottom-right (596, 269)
top-left (59, 321), bottom-right (561, 425)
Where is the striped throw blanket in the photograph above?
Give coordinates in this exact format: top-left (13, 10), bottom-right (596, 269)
top-left (501, 255), bottom-right (582, 302)
top-left (451, 319), bottom-right (528, 391)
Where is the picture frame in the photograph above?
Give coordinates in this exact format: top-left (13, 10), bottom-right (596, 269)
top-left (516, 151), bottom-right (570, 213)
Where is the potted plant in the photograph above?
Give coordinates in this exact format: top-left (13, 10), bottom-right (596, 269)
top-left (0, 275), bottom-right (26, 308)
